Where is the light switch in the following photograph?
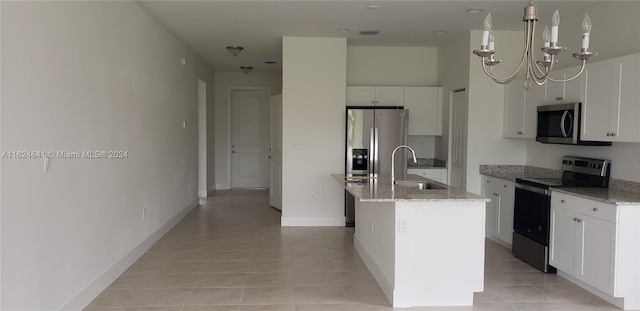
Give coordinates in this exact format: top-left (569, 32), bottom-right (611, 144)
top-left (182, 121), bottom-right (187, 129)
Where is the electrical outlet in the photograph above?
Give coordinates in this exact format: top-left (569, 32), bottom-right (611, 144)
top-left (310, 192), bottom-right (316, 200)
top-left (188, 182), bottom-right (191, 190)
top-left (370, 220), bottom-right (374, 234)
top-left (142, 208), bottom-right (147, 219)
top-left (398, 218), bottom-right (409, 233)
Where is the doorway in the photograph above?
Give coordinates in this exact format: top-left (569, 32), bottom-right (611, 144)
top-left (230, 89), bottom-right (271, 188)
top-left (450, 89), bottom-right (468, 190)
top-left (197, 80), bottom-right (207, 197)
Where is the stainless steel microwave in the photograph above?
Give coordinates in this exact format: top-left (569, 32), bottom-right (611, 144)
top-left (536, 103), bottom-right (611, 146)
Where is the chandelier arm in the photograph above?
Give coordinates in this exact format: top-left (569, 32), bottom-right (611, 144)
top-left (546, 61), bottom-right (587, 83)
top-left (527, 21), bottom-right (555, 84)
top-left (483, 19), bottom-right (535, 84)
top-left (481, 60), bottom-right (514, 84)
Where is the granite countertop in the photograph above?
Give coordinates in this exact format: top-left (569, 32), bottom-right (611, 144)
top-left (479, 165), bottom-right (640, 205)
top-left (552, 188), bottom-right (640, 205)
top-left (332, 174), bottom-right (489, 203)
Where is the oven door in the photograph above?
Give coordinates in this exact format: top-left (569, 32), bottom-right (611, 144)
top-left (513, 183), bottom-right (552, 246)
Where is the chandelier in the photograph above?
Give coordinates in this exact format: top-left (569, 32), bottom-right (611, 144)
top-left (473, 0), bottom-right (596, 89)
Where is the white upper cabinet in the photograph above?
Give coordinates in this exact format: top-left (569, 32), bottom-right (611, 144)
top-left (544, 66), bottom-right (584, 103)
top-left (404, 87), bottom-right (443, 136)
top-left (346, 86), bottom-right (377, 106)
top-left (503, 77), bottom-right (544, 138)
top-left (582, 53), bottom-right (640, 142)
top-left (375, 87), bottom-right (405, 106)
top-left (346, 86), bottom-right (404, 106)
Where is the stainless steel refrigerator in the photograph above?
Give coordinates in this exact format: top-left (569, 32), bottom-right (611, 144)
top-left (345, 107), bottom-right (409, 226)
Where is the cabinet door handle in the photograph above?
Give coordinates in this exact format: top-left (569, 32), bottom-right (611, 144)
top-left (503, 185), bottom-right (507, 188)
top-left (611, 133), bottom-right (617, 137)
top-left (577, 218), bottom-right (582, 223)
top-left (561, 199), bottom-right (565, 203)
top-left (607, 133), bottom-right (612, 136)
top-left (494, 193), bottom-right (499, 196)
top-left (593, 207), bottom-right (598, 212)
top-left (573, 217), bottom-right (578, 222)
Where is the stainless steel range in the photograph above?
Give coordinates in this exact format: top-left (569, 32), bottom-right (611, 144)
top-left (512, 156), bottom-right (610, 273)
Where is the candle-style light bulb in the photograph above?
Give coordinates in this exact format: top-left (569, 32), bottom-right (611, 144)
top-left (582, 14), bottom-right (592, 49)
top-left (489, 30), bottom-right (495, 51)
top-left (481, 12), bottom-right (492, 47)
top-left (551, 10), bottom-right (560, 43)
top-left (542, 26), bottom-right (551, 47)
top-left (484, 12), bottom-right (493, 30)
top-left (542, 26), bottom-right (550, 56)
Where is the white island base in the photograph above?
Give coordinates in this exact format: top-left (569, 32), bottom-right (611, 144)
top-left (354, 199), bottom-right (486, 308)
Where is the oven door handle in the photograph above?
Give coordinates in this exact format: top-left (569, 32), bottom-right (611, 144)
top-left (515, 183), bottom-right (550, 196)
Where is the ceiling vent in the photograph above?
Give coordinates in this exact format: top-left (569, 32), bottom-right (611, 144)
top-left (359, 30), bottom-right (380, 36)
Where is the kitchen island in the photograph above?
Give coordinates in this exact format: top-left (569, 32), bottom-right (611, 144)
top-left (333, 174), bottom-right (489, 308)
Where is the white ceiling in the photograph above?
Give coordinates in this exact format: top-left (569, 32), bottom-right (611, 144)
top-left (136, 1), bottom-right (599, 73)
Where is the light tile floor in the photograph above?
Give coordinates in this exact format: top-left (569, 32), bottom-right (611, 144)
top-left (85, 189), bottom-right (620, 311)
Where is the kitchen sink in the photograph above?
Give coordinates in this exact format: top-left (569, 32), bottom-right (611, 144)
top-left (394, 180), bottom-right (447, 190)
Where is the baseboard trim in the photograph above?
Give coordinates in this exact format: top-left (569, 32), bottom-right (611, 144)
top-left (198, 189), bottom-right (208, 197)
top-left (280, 216), bottom-right (345, 227)
top-left (60, 199), bottom-right (199, 310)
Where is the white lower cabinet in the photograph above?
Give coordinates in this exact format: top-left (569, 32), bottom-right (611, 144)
top-left (407, 168), bottom-right (447, 184)
top-left (481, 176), bottom-right (515, 246)
top-left (550, 204), bottom-right (615, 294)
top-left (550, 192), bottom-right (640, 310)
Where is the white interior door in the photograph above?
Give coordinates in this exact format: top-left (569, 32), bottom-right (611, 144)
top-left (269, 95), bottom-right (283, 210)
top-left (231, 89), bottom-right (270, 188)
top-left (450, 89), bottom-right (468, 190)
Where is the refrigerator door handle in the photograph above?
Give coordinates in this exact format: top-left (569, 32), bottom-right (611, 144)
top-left (374, 127), bottom-right (379, 175)
top-left (369, 127), bottom-right (375, 176)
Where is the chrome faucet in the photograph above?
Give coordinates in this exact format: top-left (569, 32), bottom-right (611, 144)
top-left (391, 145), bottom-right (417, 185)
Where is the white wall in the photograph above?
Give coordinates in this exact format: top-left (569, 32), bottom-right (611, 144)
top-left (1, 2), bottom-right (215, 309)
top-left (437, 32), bottom-right (471, 162)
top-left (281, 37), bottom-right (346, 226)
top-left (408, 136), bottom-right (435, 158)
top-left (465, 30), bottom-right (530, 194)
top-left (213, 72), bottom-right (282, 189)
top-left (347, 46), bottom-right (438, 86)
top-left (543, 1), bottom-right (640, 70)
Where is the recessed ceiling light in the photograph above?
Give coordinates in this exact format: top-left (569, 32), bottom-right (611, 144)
top-left (367, 5), bottom-right (379, 9)
top-left (467, 8), bottom-right (485, 14)
top-left (433, 31), bottom-right (448, 35)
top-left (337, 29), bottom-right (352, 33)
top-left (359, 30), bottom-right (380, 36)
